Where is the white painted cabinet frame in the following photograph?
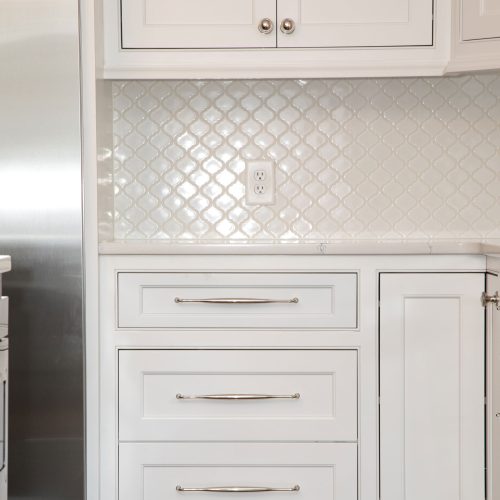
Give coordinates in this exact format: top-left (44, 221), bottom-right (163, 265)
top-left (96, 254), bottom-right (486, 500)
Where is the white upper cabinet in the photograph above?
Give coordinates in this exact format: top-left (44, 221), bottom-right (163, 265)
top-left (121, 0), bottom-right (276, 48)
top-left (277, 0), bottom-right (433, 48)
top-left (101, 0), bottom-right (500, 77)
top-left (121, 0), bottom-right (433, 49)
top-left (462, 0), bottom-right (500, 40)
top-left (448, 0), bottom-right (500, 74)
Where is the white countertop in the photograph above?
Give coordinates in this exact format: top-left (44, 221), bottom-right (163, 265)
top-left (0, 256), bottom-right (11, 273)
top-left (99, 239), bottom-right (500, 256)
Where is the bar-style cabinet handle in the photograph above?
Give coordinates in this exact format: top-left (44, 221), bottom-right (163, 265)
top-left (174, 297), bottom-right (299, 304)
top-left (176, 485), bottom-right (300, 493)
top-left (176, 393), bottom-right (300, 400)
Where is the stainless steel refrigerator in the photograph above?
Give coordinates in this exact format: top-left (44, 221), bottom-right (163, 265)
top-left (0, 0), bottom-right (84, 498)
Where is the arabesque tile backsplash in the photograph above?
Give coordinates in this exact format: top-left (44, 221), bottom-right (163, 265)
top-left (112, 75), bottom-right (500, 242)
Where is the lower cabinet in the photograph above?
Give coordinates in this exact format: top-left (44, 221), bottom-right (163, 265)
top-left (119, 442), bottom-right (358, 500)
top-left (102, 256), bottom-right (491, 500)
top-left (379, 273), bottom-right (485, 500)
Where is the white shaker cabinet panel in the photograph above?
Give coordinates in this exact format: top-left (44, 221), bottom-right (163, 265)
top-left (462, 0), bottom-right (500, 41)
top-left (119, 442), bottom-right (358, 500)
top-left (277, 0), bottom-right (433, 47)
top-left (120, 0), bottom-right (433, 49)
top-left (119, 349), bottom-right (358, 442)
top-left (379, 273), bottom-right (485, 500)
top-left (121, 0), bottom-right (276, 48)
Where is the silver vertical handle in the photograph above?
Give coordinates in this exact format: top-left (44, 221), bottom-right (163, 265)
top-left (176, 485), bottom-right (300, 493)
top-left (174, 297), bottom-right (299, 304)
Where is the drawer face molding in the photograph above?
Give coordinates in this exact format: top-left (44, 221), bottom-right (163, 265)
top-left (119, 443), bottom-right (358, 500)
top-left (117, 272), bottom-right (358, 329)
top-left (119, 350), bottom-right (358, 442)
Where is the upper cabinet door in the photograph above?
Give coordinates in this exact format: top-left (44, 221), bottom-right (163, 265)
top-left (121, 0), bottom-right (277, 48)
top-left (277, 0), bottom-right (433, 47)
top-left (462, 0), bottom-right (500, 40)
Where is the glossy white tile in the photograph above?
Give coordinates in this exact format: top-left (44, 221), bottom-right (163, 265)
top-left (112, 75), bottom-right (500, 242)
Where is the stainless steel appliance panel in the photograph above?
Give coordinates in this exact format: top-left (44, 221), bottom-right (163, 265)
top-left (0, 0), bottom-right (84, 498)
top-left (0, 340), bottom-right (8, 500)
top-left (0, 298), bottom-right (7, 339)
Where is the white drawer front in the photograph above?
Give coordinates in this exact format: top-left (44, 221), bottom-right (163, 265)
top-left (119, 350), bottom-right (358, 442)
top-left (117, 272), bottom-right (358, 329)
top-left (119, 443), bottom-right (357, 500)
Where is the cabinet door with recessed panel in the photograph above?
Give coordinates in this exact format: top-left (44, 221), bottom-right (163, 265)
top-left (379, 273), bottom-right (485, 500)
top-left (463, 0), bottom-right (500, 41)
top-left (277, 0), bottom-right (433, 48)
top-left (121, 0), bottom-right (277, 48)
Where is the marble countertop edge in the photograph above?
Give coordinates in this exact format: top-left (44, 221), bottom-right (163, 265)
top-left (98, 239), bottom-right (500, 256)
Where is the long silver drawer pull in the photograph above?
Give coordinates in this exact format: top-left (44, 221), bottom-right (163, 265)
top-left (176, 485), bottom-right (300, 493)
top-left (176, 393), bottom-right (300, 400)
top-left (174, 297), bottom-right (299, 304)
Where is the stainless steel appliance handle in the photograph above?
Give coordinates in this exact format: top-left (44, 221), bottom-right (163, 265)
top-left (176, 393), bottom-right (300, 400)
top-left (176, 485), bottom-right (300, 493)
top-left (174, 297), bottom-right (299, 304)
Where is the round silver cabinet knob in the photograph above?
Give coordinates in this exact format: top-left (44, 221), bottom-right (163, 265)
top-left (258, 18), bottom-right (274, 34)
top-left (280, 18), bottom-right (296, 34)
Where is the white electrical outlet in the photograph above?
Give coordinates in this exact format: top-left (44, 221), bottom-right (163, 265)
top-left (246, 161), bottom-right (275, 205)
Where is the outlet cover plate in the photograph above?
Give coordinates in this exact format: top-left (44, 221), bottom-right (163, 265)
top-left (246, 160), bottom-right (275, 205)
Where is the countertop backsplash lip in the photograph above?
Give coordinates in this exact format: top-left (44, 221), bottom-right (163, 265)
top-left (99, 238), bottom-right (500, 255)
top-left (111, 75), bottom-right (500, 244)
